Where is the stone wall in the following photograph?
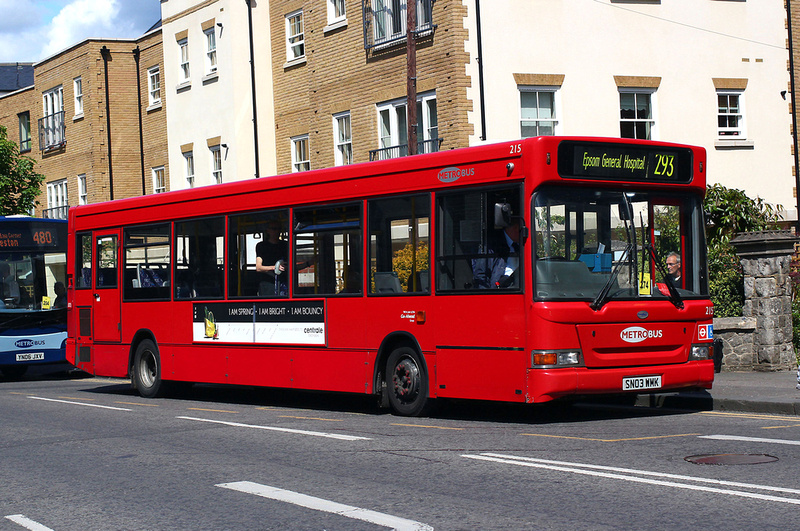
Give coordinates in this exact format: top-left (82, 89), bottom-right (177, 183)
top-left (718, 231), bottom-right (798, 371)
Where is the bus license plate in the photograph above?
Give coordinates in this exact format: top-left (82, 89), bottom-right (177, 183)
top-left (622, 375), bottom-right (661, 391)
top-left (16, 352), bottom-right (44, 362)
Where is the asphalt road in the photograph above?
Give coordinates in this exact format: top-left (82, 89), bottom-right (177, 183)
top-left (2, 365), bottom-right (800, 530)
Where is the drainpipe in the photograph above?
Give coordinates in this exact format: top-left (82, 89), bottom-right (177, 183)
top-left (475, 0), bottom-right (487, 141)
top-left (246, 0), bottom-right (261, 178)
top-left (133, 46), bottom-right (146, 195)
top-left (100, 46), bottom-right (114, 200)
top-left (787, 0), bottom-right (800, 232)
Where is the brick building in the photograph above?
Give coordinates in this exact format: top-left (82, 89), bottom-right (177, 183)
top-left (0, 28), bottom-right (167, 218)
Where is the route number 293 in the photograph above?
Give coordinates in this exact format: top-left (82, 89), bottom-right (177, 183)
top-left (653, 154), bottom-right (674, 178)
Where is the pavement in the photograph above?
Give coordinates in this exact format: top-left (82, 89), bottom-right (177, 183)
top-left (636, 370), bottom-right (800, 415)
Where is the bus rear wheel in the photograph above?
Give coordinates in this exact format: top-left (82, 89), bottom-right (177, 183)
top-left (133, 339), bottom-right (164, 398)
top-left (386, 347), bottom-right (429, 417)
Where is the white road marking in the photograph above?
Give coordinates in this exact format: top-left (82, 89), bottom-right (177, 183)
top-left (5, 514), bottom-right (55, 531)
top-left (700, 434), bottom-right (800, 446)
top-left (177, 416), bottom-right (371, 441)
top-left (464, 453), bottom-right (800, 505)
top-left (28, 396), bottom-right (132, 411)
top-left (216, 481), bottom-right (433, 531)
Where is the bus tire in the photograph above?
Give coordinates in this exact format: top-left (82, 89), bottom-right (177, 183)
top-left (386, 346), bottom-right (429, 417)
top-left (133, 339), bottom-right (164, 398)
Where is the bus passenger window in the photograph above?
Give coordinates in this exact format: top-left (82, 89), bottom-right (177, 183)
top-left (368, 194), bottom-right (430, 295)
top-left (294, 204), bottom-right (362, 296)
top-left (227, 211), bottom-right (289, 298)
top-left (436, 186), bottom-right (522, 292)
top-left (123, 224), bottom-right (170, 301)
top-left (174, 217), bottom-right (225, 300)
top-left (76, 233), bottom-right (92, 289)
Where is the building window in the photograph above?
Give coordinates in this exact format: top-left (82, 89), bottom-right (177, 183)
top-left (717, 90), bottom-right (745, 139)
top-left (152, 166), bottom-right (166, 193)
top-left (369, 0), bottom-right (433, 48)
top-left (178, 39), bottom-right (190, 83)
top-left (47, 179), bottom-right (68, 215)
top-left (184, 151), bottom-right (195, 188)
top-left (334, 112), bottom-right (352, 166)
top-left (519, 87), bottom-right (558, 137)
top-left (204, 28), bottom-right (217, 74)
top-left (78, 174), bottom-right (87, 205)
top-left (148, 66), bottom-right (161, 106)
top-left (328, 0), bottom-right (346, 23)
top-left (18, 112), bottom-right (31, 153)
top-left (372, 92), bottom-right (438, 161)
top-left (286, 11), bottom-right (305, 61)
top-left (211, 146), bottom-right (223, 183)
top-left (41, 86), bottom-right (65, 150)
top-left (73, 77), bottom-right (83, 116)
top-left (291, 135), bottom-right (310, 172)
top-left (619, 90), bottom-right (655, 140)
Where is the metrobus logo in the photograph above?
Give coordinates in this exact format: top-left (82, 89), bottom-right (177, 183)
top-left (620, 326), bottom-right (663, 343)
top-left (437, 166), bottom-right (474, 183)
top-left (15, 339), bottom-right (35, 348)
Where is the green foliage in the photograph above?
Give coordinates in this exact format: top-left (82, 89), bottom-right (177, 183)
top-left (392, 241), bottom-right (429, 292)
top-left (704, 183), bottom-right (782, 318)
top-left (0, 126), bottom-right (45, 215)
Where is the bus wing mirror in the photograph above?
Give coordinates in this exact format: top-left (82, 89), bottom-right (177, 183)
top-left (494, 202), bottom-right (512, 228)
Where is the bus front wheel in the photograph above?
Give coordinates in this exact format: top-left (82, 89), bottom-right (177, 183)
top-left (386, 347), bottom-right (429, 417)
top-left (133, 339), bottom-right (164, 398)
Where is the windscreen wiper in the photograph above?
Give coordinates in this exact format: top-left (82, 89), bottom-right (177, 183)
top-left (590, 243), bottom-right (632, 311)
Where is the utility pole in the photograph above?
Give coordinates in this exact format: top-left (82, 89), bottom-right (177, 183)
top-left (406, 0), bottom-right (418, 156)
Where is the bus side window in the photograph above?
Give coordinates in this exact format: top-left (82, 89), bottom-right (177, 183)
top-left (175, 217), bottom-right (225, 300)
top-left (123, 224), bottom-right (171, 301)
top-left (294, 203), bottom-right (362, 296)
top-left (368, 194), bottom-right (430, 295)
top-left (227, 210), bottom-right (289, 299)
top-left (76, 233), bottom-right (92, 289)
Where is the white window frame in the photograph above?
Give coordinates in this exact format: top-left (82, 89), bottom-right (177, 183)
top-left (184, 151), bottom-right (195, 188)
top-left (286, 10), bottom-right (305, 62)
top-left (18, 111), bottom-right (31, 152)
top-left (78, 174), bottom-right (88, 205)
top-left (211, 146), bottom-right (223, 184)
top-left (178, 38), bottom-right (191, 83)
top-left (291, 135), bottom-right (310, 172)
top-left (333, 112), bottom-right (352, 166)
top-left (152, 166), bottom-right (166, 194)
top-left (42, 86), bottom-right (64, 149)
top-left (619, 88), bottom-right (657, 141)
top-left (376, 91), bottom-right (437, 155)
top-left (519, 86), bottom-right (560, 137)
top-left (327, 0), bottom-right (347, 25)
top-left (148, 66), bottom-right (161, 106)
top-left (204, 28), bottom-right (217, 75)
top-left (372, 0), bottom-right (432, 46)
top-left (47, 179), bottom-right (68, 210)
top-left (73, 77), bottom-right (83, 117)
top-left (717, 89), bottom-right (746, 140)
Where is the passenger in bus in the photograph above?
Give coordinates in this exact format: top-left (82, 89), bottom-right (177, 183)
top-left (53, 281), bottom-right (67, 308)
top-left (666, 252), bottom-right (682, 288)
top-left (256, 220), bottom-right (288, 296)
top-left (472, 220), bottom-right (521, 289)
top-left (0, 262), bottom-right (20, 304)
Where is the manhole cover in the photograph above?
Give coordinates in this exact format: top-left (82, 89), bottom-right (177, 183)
top-left (685, 453), bottom-right (778, 465)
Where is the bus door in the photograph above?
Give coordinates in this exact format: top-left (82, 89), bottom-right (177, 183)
top-left (92, 231), bottom-right (121, 343)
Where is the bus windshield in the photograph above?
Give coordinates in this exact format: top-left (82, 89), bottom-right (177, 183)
top-left (532, 185), bottom-right (708, 304)
top-left (1, 249), bottom-right (67, 311)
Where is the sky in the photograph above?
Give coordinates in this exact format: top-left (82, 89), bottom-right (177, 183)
top-left (0, 0), bottom-right (162, 63)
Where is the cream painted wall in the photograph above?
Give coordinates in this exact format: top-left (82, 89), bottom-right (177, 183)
top-left (161, 0), bottom-right (275, 191)
top-left (465, 0), bottom-right (794, 213)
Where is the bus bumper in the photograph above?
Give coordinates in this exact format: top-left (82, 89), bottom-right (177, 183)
top-left (526, 360), bottom-right (715, 403)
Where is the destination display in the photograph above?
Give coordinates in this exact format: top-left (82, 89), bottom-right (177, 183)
top-left (558, 141), bottom-right (694, 183)
top-left (0, 222), bottom-right (64, 250)
top-left (192, 300), bottom-right (325, 345)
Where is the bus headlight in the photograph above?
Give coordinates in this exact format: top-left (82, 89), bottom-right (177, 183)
top-left (532, 350), bottom-right (582, 368)
top-left (690, 344), bottom-right (711, 360)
